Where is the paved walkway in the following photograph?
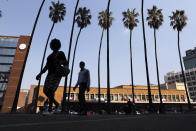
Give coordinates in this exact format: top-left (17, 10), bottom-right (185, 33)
top-left (0, 113), bottom-right (196, 131)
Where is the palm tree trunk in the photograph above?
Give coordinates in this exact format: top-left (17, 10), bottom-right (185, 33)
top-left (67, 28), bottom-right (82, 106)
top-left (129, 30), bottom-right (135, 104)
top-left (11, 0), bottom-right (45, 113)
top-left (154, 29), bottom-right (163, 112)
top-left (106, 0), bottom-right (111, 113)
top-left (62, 0), bottom-right (80, 112)
top-left (98, 29), bottom-right (105, 104)
top-left (141, 0), bottom-right (153, 111)
top-left (33, 22), bottom-right (55, 112)
top-left (177, 31), bottom-right (191, 111)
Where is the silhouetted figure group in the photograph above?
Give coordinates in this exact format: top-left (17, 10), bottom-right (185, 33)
top-left (36, 39), bottom-right (90, 115)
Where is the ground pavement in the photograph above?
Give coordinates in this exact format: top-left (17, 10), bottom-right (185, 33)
top-left (0, 113), bottom-right (196, 131)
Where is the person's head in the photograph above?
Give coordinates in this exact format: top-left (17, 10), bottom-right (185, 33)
top-left (50, 38), bottom-right (61, 52)
top-left (80, 61), bottom-right (85, 69)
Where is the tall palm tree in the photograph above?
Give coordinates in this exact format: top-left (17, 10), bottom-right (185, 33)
top-left (146, 5), bottom-right (164, 112)
top-left (122, 8), bottom-right (139, 105)
top-left (106, 0), bottom-right (111, 113)
top-left (141, 0), bottom-right (153, 111)
top-left (62, 0), bottom-right (80, 112)
top-left (97, 10), bottom-right (114, 104)
top-left (35, 1), bottom-right (66, 112)
top-left (11, 0), bottom-right (46, 113)
top-left (169, 10), bottom-right (191, 110)
top-left (0, 10), bottom-right (2, 18)
top-left (67, 7), bottom-right (91, 105)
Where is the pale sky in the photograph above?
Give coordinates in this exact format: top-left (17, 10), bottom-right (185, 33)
top-left (0, 0), bottom-right (196, 89)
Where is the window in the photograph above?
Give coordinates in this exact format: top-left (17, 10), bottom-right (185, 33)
top-left (0, 48), bottom-right (16, 56)
top-left (168, 95), bottom-right (172, 102)
top-left (186, 78), bottom-right (191, 81)
top-left (85, 94), bottom-right (89, 100)
top-left (146, 95), bottom-right (149, 100)
top-left (186, 73), bottom-right (190, 76)
top-left (192, 77), bottom-right (196, 80)
top-left (110, 94), bottom-right (114, 101)
top-left (90, 94), bottom-right (94, 100)
top-left (181, 95), bottom-right (185, 101)
top-left (188, 83), bottom-right (192, 86)
top-left (119, 94), bottom-right (123, 101)
top-left (176, 95), bottom-right (180, 102)
top-left (151, 95), bottom-right (155, 101)
top-left (0, 56), bottom-right (14, 64)
top-left (193, 82), bottom-right (196, 85)
top-left (190, 72), bottom-right (194, 75)
top-left (142, 95), bottom-right (146, 101)
top-left (168, 77), bottom-right (171, 80)
top-left (189, 88), bottom-right (193, 91)
top-left (163, 95), bottom-right (167, 99)
top-left (137, 95), bottom-right (141, 101)
top-left (114, 94), bottom-right (118, 101)
top-left (180, 74), bottom-right (183, 77)
top-left (175, 75), bottom-right (179, 79)
top-left (172, 95), bottom-right (176, 102)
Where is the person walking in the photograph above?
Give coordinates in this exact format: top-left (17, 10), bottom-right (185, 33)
top-left (73, 61), bottom-right (90, 115)
top-left (36, 38), bottom-right (68, 113)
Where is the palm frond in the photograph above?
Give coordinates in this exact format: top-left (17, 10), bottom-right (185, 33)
top-left (122, 8), bottom-right (139, 30)
top-left (98, 10), bottom-right (114, 29)
top-left (146, 5), bottom-right (163, 29)
top-left (49, 1), bottom-right (66, 23)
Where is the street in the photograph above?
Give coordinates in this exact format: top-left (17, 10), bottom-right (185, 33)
top-left (0, 113), bottom-right (196, 131)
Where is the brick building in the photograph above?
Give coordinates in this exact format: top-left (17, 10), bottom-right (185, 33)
top-left (0, 35), bottom-right (30, 113)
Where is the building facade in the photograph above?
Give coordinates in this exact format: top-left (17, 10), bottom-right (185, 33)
top-left (164, 68), bottom-right (196, 100)
top-left (0, 35), bottom-right (30, 113)
top-left (183, 47), bottom-right (196, 70)
top-left (28, 85), bottom-right (188, 108)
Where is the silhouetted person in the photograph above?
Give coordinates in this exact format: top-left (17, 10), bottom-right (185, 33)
top-left (127, 99), bottom-right (132, 114)
top-left (36, 38), bottom-right (68, 113)
top-left (73, 61), bottom-right (90, 115)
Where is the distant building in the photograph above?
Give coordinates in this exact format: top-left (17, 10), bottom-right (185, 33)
top-left (183, 47), bottom-right (196, 70)
top-left (17, 89), bottom-right (29, 109)
top-left (0, 35), bottom-right (30, 113)
top-left (27, 84), bottom-right (188, 112)
top-left (164, 68), bottom-right (196, 100)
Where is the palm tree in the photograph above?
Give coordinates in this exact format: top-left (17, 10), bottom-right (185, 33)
top-left (169, 10), bottom-right (191, 110)
top-left (146, 5), bottom-right (164, 112)
top-left (67, 7), bottom-right (92, 105)
top-left (141, 0), bottom-right (153, 111)
top-left (122, 8), bottom-right (139, 105)
top-left (106, 0), bottom-right (111, 113)
top-left (62, 0), bottom-right (80, 112)
top-left (97, 10), bottom-right (114, 104)
top-left (0, 10), bottom-right (2, 18)
top-left (11, 0), bottom-right (46, 113)
top-left (35, 1), bottom-right (66, 112)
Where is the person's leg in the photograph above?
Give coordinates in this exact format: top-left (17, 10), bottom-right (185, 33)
top-left (44, 88), bottom-right (52, 112)
top-left (80, 83), bottom-right (87, 115)
top-left (78, 92), bottom-right (82, 114)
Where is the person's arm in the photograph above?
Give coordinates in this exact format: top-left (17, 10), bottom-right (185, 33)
top-left (36, 59), bottom-right (49, 80)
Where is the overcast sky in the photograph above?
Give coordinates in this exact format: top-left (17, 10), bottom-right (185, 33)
top-left (1, 0), bottom-right (196, 89)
